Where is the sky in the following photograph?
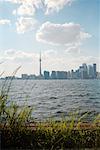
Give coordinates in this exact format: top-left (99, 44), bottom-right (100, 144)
top-left (0, 0), bottom-right (100, 77)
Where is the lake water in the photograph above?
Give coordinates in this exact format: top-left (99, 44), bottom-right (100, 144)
top-left (0, 79), bottom-right (100, 121)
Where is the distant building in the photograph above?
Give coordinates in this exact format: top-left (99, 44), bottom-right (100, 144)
top-left (93, 63), bottom-right (97, 78)
top-left (75, 69), bottom-right (80, 79)
top-left (5, 76), bottom-right (15, 80)
top-left (51, 71), bottom-right (57, 79)
top-left (67, 71), bottom-right (71, 79)
top-left (56, 71), bottom-right (67, 79)
top-left (44, 71), bottom-right (50, 79)
top-left (28, 74), bottom-right (36, 79)
top-left (79, 66), bottom-right (83, 79)
top-left (88, 65), bottom-right (94, 78)
top-left (21, 74), bottom-right (29, 79)
top-left (97, 72), bottom-right (100, 79)
top-left (82, 63), bottom-right (88, 79)
top-left (70, 69), bottom-right (79, 79)
top-left (71, 70), bottom-right (74, 79)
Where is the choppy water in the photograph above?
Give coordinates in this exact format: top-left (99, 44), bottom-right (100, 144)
top-left (0, 79), bottom-right (100, 120)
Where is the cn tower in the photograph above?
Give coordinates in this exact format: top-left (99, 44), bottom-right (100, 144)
top-left (39, 52), bottom-right (42, 76)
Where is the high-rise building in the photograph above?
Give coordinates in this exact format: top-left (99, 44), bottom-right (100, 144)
top-left (82, 63), bottom-right (88, 79)
top-left (97, 72), bottom-right (100, 79)
top-left (75, 69), bottom-right (80, 79)
top-left (93, 63), bottom-right (97, 78)
top-left (67, 71), bottom-right (71, 79)
top-left (56, 71), bottom-right (67, 79)
top-left (51, 71), bottom-right (57, 79)
top-left (44, 71), bottom-right (50, 79)
top-left (71, 69), bottom-right (74, 79)
top-left (88, 65), bottom-right (94, 78)
top-left (79, 66), bottom-right (83, 79)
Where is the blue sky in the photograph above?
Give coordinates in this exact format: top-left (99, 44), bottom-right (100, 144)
top-left (0, 0), bottom-right (99, 76)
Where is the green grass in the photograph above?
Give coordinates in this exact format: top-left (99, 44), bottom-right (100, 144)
top-left (0, 75), bottom-right (100, 149)
top-left (1, 117), bottom-right (100, 149)
top-left (0, 94), bottom-right (100, 150)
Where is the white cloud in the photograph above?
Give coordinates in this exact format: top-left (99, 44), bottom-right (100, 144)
top-left (5, 0), bottom-right (73, 15)
top-left (36, 22), bottom-right (91, 46)
top-left (4, 49), bottom-right (38, 61)
top-left (0, 49), bottom-right (40, 75)
top-left (4, 0), bottom-right (19, 3)
top-left (13, 4), bottom-right (35, 16)
top-left (45, 0), bottom-right (73, 14)
top-left (0, 19), bottom-right (11, 25)
top-left (2, 49), bottom-right (48, 63)
top-left (16, 17), bottom-right (37, 33)
top-left (5, 0), bottom-right (42, 6)
top-left (66, 45), bottom-right (80, 54)
top-left (2, 50), bottom-right (39, 72)
top-left (43, 49), bottom-right (57, 57)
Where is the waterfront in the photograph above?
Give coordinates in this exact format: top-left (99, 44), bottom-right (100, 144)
top-left (0, 79), bottom-right (100, 120)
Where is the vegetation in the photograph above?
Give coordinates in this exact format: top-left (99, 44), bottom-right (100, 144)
top-left (0, 72), bottom-right (100, 149)
top-left (1, 111), bottom-right (100, 149)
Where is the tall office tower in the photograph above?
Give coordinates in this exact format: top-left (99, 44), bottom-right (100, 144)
top-left (79, 66), bottom-right (84, 79)
top-left (39, 52), bottom-right (42, 76)
top-left (51, 71), bottom-right (57, 79)
top-left (56, 71), bottom-right (67, 79)
top-left (93, 63), bottom-right (97, 78)
top-left (67, 71), bottom-right (71, 79)
top-left (82, 63), bottom-right (88, 79)
top-left (88, 65), bottom-right (94, 78)
top-left (44, 71), bottom-right (50, 79)
top-left (75, 69), bottom-right (80, 79)
top-left (71, 69), bottom-right (74, 79)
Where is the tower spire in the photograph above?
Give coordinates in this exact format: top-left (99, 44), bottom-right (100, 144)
top-left (39, 52), bottom-right (42, 76)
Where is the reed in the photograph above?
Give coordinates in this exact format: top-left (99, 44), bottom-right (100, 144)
top-left (0, 72), bottom-right (100, 149)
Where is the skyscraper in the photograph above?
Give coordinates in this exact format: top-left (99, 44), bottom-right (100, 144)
top-left (44, 71), bottom-right (50, 79)
top-left (93, 63), bottom-right (96, 78)
top-left (39, 52), bottom-right (42, 76)
top-left (51, 71), bottom-right (57, 79)
top-left (56, 71), bottom-right (67, 79)
top-left (82, 63), bottom-right (88, 79)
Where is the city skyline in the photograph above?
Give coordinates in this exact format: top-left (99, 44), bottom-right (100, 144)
top-left (0, 0), bottom-right (100, 76)
top-left (0, 51), bottom-right (100, 77)
top-left (0, 62), bottom-right (99, 80)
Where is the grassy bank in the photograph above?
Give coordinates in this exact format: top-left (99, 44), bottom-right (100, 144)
top-left (0, 78), bottom-right (100, 149)
top-left (0, 93), bottom-right (100, 149)
top-left (1, 119), bottom-right (100, 149)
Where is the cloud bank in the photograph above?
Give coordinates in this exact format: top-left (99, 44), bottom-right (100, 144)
top-left (16, 17), bottom-right (37, 33)
top-left (36, 22), bottom-right (91, 46)
top-left (0, 19), bottom-right (11, 25)
top-left (13, 4), bottom-right (35, 16)
top-left (3, 0), bottom-right (74, 33)
top-left (5, 0), bottom-right (73, 14)
top-left (44, 0), bottom-right (73, 14)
